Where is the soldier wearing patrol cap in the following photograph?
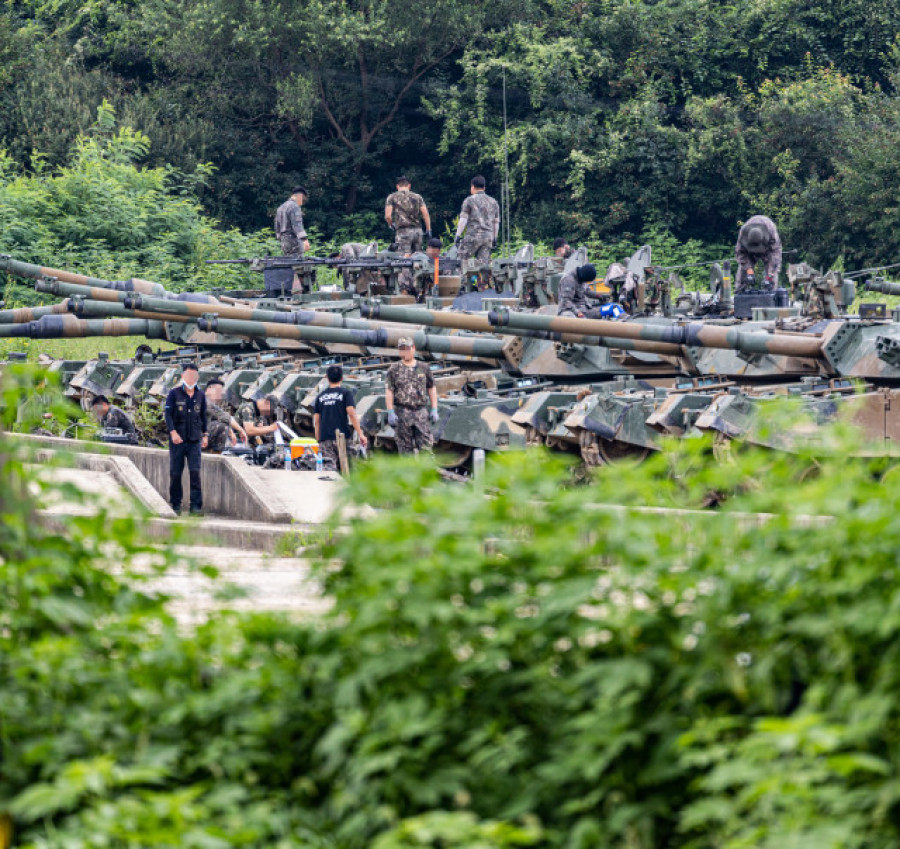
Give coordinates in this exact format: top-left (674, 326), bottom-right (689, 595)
top-left (384, 337), bottom-right (439, 454)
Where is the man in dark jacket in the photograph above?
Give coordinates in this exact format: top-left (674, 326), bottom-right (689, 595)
top-left (164, 363), bottom-right (208, 514)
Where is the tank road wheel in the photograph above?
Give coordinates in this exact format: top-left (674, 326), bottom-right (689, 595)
top-left (795, 459), bottom-right (822, 484)
top-left (578, 430), bottom-right (603, 467)
top-left (373, 434), bottom-right (397, 452)
top-left (525, 426), bottom-right (545, 447)
top-left (435, 441), bottom-right (473, 472)
top-left (597, 439), bottom-right (651, 465)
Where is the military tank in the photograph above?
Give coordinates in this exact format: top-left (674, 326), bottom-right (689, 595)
top-left (5, 250), bottom-right (900, 471)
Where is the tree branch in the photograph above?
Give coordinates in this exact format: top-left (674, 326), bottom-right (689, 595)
top-left (315, 72), bottom-right (355, 152)
top-left (368, 46), bottom-right (457, 141)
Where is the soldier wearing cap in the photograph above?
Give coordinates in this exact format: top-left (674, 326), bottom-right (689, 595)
top-left (385, 176), bottom-right (431, 255)
top-left (164, 363), bottom-right (208, 514)
top-left (385, 337), bottom-right (439, 454)
top-left (454, 175), bottom-right (500, 270)
top-left (90, 395), bottom-right (137, 439)
top-left (274, 186), bottom-right (310, 257)
top-left (736, 214), bottom-right (782, 291)
top-left (557, 263), bottom-right (604, 318)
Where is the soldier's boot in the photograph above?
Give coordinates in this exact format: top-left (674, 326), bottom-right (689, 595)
top-left (188, 470), bottom-right (202, 515)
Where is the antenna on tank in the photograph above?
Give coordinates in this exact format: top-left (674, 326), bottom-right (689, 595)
top-left (502, 67), bottom-right (511, 258)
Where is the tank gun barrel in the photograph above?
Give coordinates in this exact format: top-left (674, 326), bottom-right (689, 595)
top-left (361, 303), bottom-right (687, 357)
top-left (42, 278), bottom-right (405, 333)
top-left (487, 309), bottom-right (826, 359)
top-left (865, 279), bottom-right (900, 297)
top-left (1, 254), bottom-right (168, 297)
top-left (0, 315), bottom-right (167, 339)
top-left (196, 316), bottom-right (506, 358)
top-left (0, 302), bottom-right (72, 324)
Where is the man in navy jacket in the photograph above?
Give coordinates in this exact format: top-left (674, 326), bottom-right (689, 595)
top-left (164, 363), bottom-right (208, 514)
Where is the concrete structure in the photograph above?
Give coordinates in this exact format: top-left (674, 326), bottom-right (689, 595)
top-left (16, 434), bottom-right (341, 523)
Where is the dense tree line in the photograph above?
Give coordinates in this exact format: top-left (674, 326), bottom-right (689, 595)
top-left (2, 0), bottom-right (900, 267)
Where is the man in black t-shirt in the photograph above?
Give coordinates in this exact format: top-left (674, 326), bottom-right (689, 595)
top-left (313, 365), bottom-right (368, 471)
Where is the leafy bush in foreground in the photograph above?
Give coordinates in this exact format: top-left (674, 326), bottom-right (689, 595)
top-left (4, 363), bottom-right (900, 847)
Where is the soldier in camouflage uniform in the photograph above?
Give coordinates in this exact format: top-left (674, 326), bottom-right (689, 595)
top-left (385, 177), bottom-right (431, 295)
top-left (385, 177), bottom-right (431, 253)
top-left (385, 337), bottom-right (439, 454)
top-left (204, 379), bottom-right (246, 452)
top-left (455, 175), bottom-right (500, 273)
top-left (90, 395), bottom-right (137, 439)
top-left (557, 264), bottom-right (603, 318)
top-left (274, 186), bottom-right (310, 256)
top-left (236, 395), bottom-right (282, 466)
top-left (735, 214), bottom-right (782, 291)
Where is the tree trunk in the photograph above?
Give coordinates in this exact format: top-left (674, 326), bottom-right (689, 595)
top-left (344, 157), bottom-right (366, 213)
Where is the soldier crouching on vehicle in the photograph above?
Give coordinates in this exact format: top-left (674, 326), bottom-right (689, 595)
top-left (736, 214), bottom-right (782, 291)
top-left (557, 264), bottom-right (604, 318)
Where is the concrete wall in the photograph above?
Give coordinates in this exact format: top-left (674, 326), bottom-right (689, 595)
top-left (16, 434), bottom-right (293, 523)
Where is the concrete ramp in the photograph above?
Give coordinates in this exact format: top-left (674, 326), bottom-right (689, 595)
top-left (32, 450), bottom-right (174, 517)
top-left (16, 434), bottom-right (342, 523)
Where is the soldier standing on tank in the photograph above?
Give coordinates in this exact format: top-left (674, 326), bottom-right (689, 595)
top-left (385, 177), bottom-right (431, 254)
top-left (164, 363), bottom-right (208, 514)
top-left (313, 364), bottom-right (368, 471)
top-left (90, 395), bottom-right (137, 440)
top-left (455, 176), bottom-right (500, 272)
top-left (275, 186), bottom-right (310, 294)
top-left (736, 214), bottom-right (782, 291)
top-left (275, 186), bottom-right (310, 256)
top-left (204, 379), bottom-right (247, 452)
top-left (551, 237), bottom-right (573, 271)
top-left (557, 264), bottom-right (604, 318)
top-left (385, 337), bottom-right (439, 455)
top-left (386, 177), bottom-right (431, 295)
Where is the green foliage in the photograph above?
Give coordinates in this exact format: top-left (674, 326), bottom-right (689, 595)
top-left (0, 103), bottom-right (274, 293)
top-left (3, 0), bottom-right (900, 265)
top-left (8, 370), bottom-right (900, 847)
